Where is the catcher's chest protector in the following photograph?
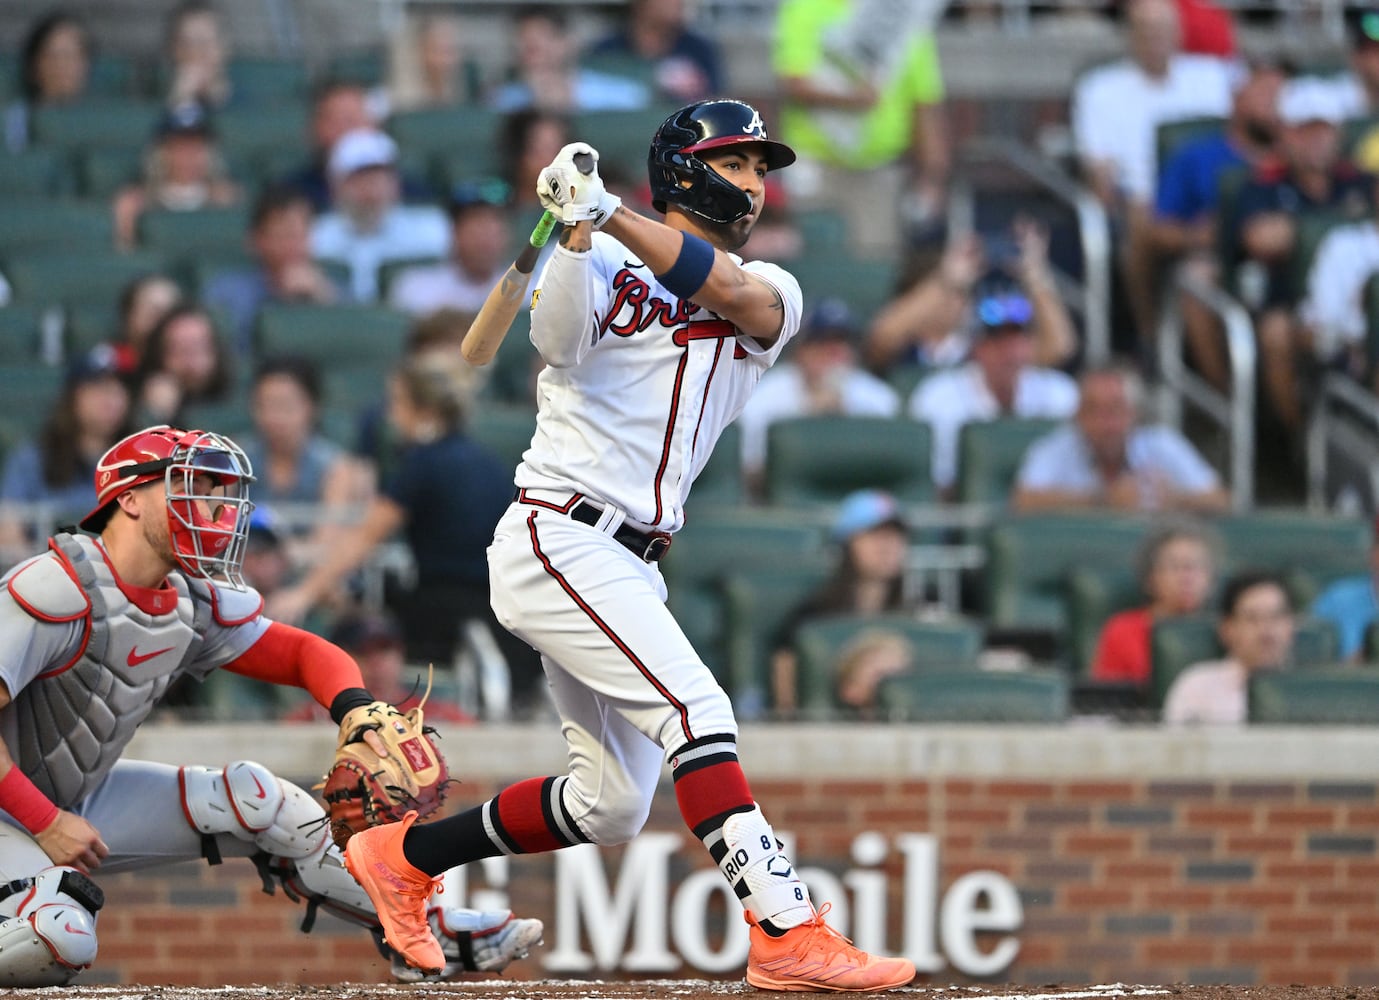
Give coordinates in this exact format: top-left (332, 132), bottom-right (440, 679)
top-left (5, 533), bottom-right (209, 808)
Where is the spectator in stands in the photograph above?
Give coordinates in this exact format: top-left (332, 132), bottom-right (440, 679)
top-left (866, 219), bottom-right (1077, 376)
top-left (4, 10), bottom-right (91, 153)
top-left (1012, 365), bottom-right (1230, 513)
top-left (1070, 0), bottom-right (1233, 343)
top-left (772, 0), bottom-right (950, 254)
top-left (388, 180), bottom-right (513, 316)
top-left (770, 489), bottom-right (913, 715)
top-left (162, 1), bottom-right (234, 112)
top-left (281, 609), bottom-right (473, 724)
top-left (267, 354), bottom-right (544, 718)
top-left (380, 11), bottom-right (470, 116)
top-left (280, 80), bottom-right (377, 214)
top-left (833, 628), bottom-right (916, 721)
top-left (132, 303), bottom-right (234, 426)
top-left (1090, 518), bottom-right (1220, 689)
top-left (1297, 180), bottom-right (1379, 396)
top-left (107, 272), bottom-right (183, 375)
top-left (736, 298), bottom-right (899, 497)
top-left (587, 0), bottom-right (723, 104)
top-left (499, 109), bottom-right (574, 212)
top-left (487, 5), bottom-right (649, 114)
top-left (1310, 522), bottom-right (1379, 662)
top-left (1319, 9), bottom-right (1379, 122)
top-left (239, 505), bottom-right (295, 600)
top-left (111, 101), bottom-right (243, 251)
top-left (203, 186), bottom-right (342, 353)
top-left (909, 270), bottom-right (1080, 498)
top-left (0, 346), bottom-right (133, 554)
top-left (237, 355), bottom-right (362, 515)
top-left (1150, 57), bottom-right (1285, 391)
top-left (310, 127), bottom-right (449, 302)
top-left (1235, 77), bottom-right (1373, 431)
top-left (1162, 570), bottom-right (1295, 724)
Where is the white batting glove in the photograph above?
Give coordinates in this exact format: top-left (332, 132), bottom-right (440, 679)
top-left (537, 143), bottom-right (621, 229)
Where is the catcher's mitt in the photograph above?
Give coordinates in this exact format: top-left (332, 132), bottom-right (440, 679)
top-left (320, 699), bottom-right (449, 849)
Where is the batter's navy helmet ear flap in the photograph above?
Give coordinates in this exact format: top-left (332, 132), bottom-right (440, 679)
top-left (648, 99), bottom-right (797, 224)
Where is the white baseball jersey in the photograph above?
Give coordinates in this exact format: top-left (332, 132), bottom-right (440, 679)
top-left (517, 234), bottom-right (803, 533)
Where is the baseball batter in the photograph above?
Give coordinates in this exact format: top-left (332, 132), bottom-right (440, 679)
top-left (345, 100), bottom-right (917, 992)
top-left (0, 425), bottom-right (541, 986)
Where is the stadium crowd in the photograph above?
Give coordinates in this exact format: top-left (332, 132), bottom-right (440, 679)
top-left (2, 0), bottom-right (1379, 726)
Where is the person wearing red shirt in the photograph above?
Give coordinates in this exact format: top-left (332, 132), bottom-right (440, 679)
top-left (1091, 519), bottom-right (1219, 686)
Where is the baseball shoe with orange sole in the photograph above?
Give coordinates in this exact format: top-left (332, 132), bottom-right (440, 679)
top-left (746, 904), bottom-right (917, 992)
top-left (343, 810), bottom-right (446, 975)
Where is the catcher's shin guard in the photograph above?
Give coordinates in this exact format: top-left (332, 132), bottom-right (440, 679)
top-left (0, 866), bottom-right (104, 986)
top-left (260, 835), bottom-right (380, 932)
top-left (390, 910), bottom-right (545, 981)
top-left (180, 761), bottom-right (329, 861)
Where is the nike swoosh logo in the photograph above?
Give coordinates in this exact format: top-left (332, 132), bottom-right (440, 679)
top-left (63, 921), bottom-right (90, 936)
top-left (250, 773), bottom-right (267, 799)
top-left (126, 645), bottom-right (176, 667)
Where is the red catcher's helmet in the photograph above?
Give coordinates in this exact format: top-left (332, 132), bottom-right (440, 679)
top-left (80, 425), bottom-right (256, 589)
top-left (648, 99), bottom-right (796, 224)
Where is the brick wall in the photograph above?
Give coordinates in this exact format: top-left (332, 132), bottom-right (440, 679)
top-left (88, 769), bottom-right (1379, 987)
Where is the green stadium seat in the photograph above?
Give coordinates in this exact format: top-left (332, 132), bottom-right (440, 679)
top-left (787, 254), bottom-right (897, 325)
top-left (256, 304), bottom-right (411, 368)
top-left (954, 417), bottom-right (1062, 506)
top-left (571, 105), bottom-right (681, 183)
top-left (877, 667), bottom-right (1071, 723)
top-left (77, 146), bottom-right (142, 198)
top-left (764, 415), bottom-right (932, 507)
top-left (983, 513), bottom-right (1148, 643)
top-left (1150, 614), bottom-right (1342, 709)
top-left (796, 209), bottom-right (848, 255)
top-left (0, 148), bottom-right (73, 197)
top-left (63, 303), bottom-right (119, 356)
top-left (138, 205), bottom-right (250, 265)
top-left (689, 422), bottom-right (744, 508)
top-left (387, 105), bottom-right (502, 172)
top-left (663, 513), bottom-right (824, 682)
top-left (1214, 511), bottom-right (1371, 602)
top-left (6, 250), bottom-right (166, 309)
top-left (0, 305), bottom-right (55, 364)
top-left (215, 104), bottom-right (309, 163)
top-left (0, 200), bottom-right (114, 256)
top-left (328, 48), bottom-right (388, 87)
top-left (0, 364), bottom-right (65, 434)
top-left (468, 404), bottom-right (537, 476)
top-left (481, 307), bottom-right (537, 405)
top-left (1289, 212), bottom-right (1356, 302)
top-left (321, 366), bottom-right (388, 412)
top-left (792, 614), bottom-right (986, 719)
top-left (227, 57), bottom-right (310, 104)
top-left (1064, 563), bottom-right (1143, 677)
top-left (378, 256), bottom-right (446, 301)
top-left (1155, 116), bottom-right (1225, 172)
top-left (720, 562), bottom-right (834, 717)
top-left (1249, 667), bottom-right (1379, 724)
top-left (30, 100), bottom-right (162, 155)
top-left (192, 668), bottom-right (288, 721)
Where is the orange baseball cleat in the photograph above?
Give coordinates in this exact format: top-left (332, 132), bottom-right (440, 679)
top-left (343, 811), bottom-right (445, 975)
top-left (745, 904), bottom-right (917, 992)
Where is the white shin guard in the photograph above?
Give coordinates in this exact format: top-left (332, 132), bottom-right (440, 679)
top-left (0, 866), bottom-right (104, 986)
top-left (720, 806), bottom-right (813, 928)
top-left (265, 835), bottom-right (378, 931)
top-left (180, 761), bottom-right (329, 860)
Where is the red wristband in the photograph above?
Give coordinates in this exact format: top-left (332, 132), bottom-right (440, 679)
top-left (0, 767), bottom-right (59, 834)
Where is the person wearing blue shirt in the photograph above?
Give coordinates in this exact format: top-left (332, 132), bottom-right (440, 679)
top-left (1150, 59), bottom-right (1285, 392)
top-left (1311, 530), bottom-right (1379, 661)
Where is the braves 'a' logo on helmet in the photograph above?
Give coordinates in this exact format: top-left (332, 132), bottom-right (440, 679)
top-left (647, 99), bottom-right (796, 225)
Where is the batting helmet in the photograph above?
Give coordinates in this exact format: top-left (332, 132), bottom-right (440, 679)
top-left (648, 99), bottom-right (796, 224)
top-left (80, 425), bottom-right (257, 589)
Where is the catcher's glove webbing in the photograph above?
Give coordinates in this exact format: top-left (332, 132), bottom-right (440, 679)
top-left (319, 680), bottom-right (450, 848)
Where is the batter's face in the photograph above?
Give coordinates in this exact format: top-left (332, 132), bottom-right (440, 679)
top-left (697, 146), bottom-right (769, 251)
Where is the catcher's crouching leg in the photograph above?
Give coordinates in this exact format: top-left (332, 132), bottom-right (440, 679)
top-left (0, 865), bottom-right (104, 986)
top-left (390, 909), bottom-right (546, 982)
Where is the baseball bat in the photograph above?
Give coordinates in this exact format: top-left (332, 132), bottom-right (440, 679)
top-left (460, 151), bottom-right (595, 366)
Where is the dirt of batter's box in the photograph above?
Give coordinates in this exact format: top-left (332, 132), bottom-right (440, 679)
top-left (5, 983), bottom-right (1379, 1000)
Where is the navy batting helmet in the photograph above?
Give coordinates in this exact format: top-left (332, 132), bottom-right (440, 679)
top-left (648, 99), bottom-right (796, 225)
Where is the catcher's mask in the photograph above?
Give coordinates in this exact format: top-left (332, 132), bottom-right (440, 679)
top-left (80, 425), bottom-right (256, 589)
top-left (648, 98), bottom-right (796, 225)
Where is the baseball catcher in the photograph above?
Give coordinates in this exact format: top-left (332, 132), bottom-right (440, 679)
top-left (0, 425), bottom-right (540, 986)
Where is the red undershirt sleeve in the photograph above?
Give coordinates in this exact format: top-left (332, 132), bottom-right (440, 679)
top-left (221, 621), bottom-right (366, 708)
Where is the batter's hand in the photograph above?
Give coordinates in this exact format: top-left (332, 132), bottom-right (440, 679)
top-left (537, 142), bottom-right (620, 228)
top-left (34, 811), bottom-right (108, 874)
